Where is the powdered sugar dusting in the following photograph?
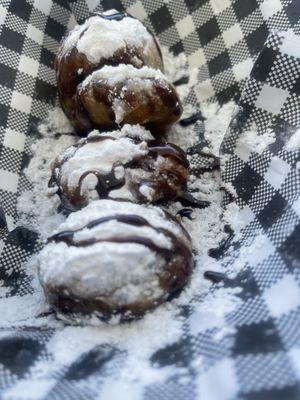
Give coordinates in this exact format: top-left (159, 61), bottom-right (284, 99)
top-left (82, 64), bottom-right (169, 125)
top-left (38, 107), bottom-right (73, 136)
top-left (236, 124), bottom-right (276, 155)
top-left (60, 134), bottom-right (148, 189)
top-left (285, 128), bottom-right (300, 151)
top-left (95, 123), bottom-right (154, 141)
top-left (38, 199), bottom-right (190, 309)
top-left (11, 47), bottom-right (247, 398)
top-left (82, 64), bottom-right (166, 87)
top-left (63, 14), bottom-right (154, 64)
top-left (17, 129), bottom-right (75, 238)
top-left (201, 101), bottom-right (236, 155)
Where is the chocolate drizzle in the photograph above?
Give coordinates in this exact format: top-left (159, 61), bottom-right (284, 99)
top-left (55, 9), bottom-right (165, 133)
top-left (188, 149), bottom-right (221, 175)
top-left (49, 135), bottom-right (197, 211)
top-left (173, 76), bottom-right (189, 86)
top-left (208, 225), bottom-right (234, 259)
top-left (197, 151), bottom-right (220, 167)
top-left (49, 214), bottom-right (189, 257)
top-left (179, 112), bottom-right (205, 127)
top-left (147, 141), bottom-right (189, 168)
top-left (176, 208), bottom-right (194, 220)
top-left (204, 271), bottom-right (227, 284)
top-left (79, 170), bottom-right (125, 199)
top-left (177, 192), bottom-right (210, 209)
top-left (99, 11), bottom-right (126, 21)
top-left (49, 212), bottom-right (194, 293)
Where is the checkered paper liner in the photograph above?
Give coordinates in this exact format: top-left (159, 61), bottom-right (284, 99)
top-left (0, 0), bottom-right (299, 399)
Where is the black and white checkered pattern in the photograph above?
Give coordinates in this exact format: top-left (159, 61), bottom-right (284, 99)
top-left (0, 1), bottom-right (299, 399)
top-left (218, 29), bottom-right (300, 398)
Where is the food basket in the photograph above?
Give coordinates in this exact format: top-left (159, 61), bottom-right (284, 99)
top-left (0, 0), bottom-right (299, 399)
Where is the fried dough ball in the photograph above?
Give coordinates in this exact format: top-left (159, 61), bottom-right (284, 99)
top-left (49, 125), bottom-right (189, 211)
top-left (55, 10), bottom-right (164, 133)
top-left (75, 64), bottom-right (182, 134)
top-left (38, 200), bottom-right (193, 321)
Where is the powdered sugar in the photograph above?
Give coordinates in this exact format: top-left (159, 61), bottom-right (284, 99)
top-left (80, 64), bottom-right (176, 125)
top-left (161, 46), bottom-right (188, 83)
top-left (97, 123), bottom-right (154, 141)
top-left (82, 64), bottom-right (169, 125)
top-left (236, 124), bottom-right (276, 155)
top-left (63, 13), bottom-right (153, 65)
top-left (60, 135), bottom-right (147, 189)
top-left (16, 56), bottom-right (242, 308)
top-left (38, 107), bottom-right (73, 136)
top-left (51, 124), bottom-right (192, 205)
top-left (0, 289), bottom-right (52, 329)
top-left (139, 184), bottom-right (155, 200)
top-left (201, 101), bottom-right (236, 155)
top-left (285, 128), bottom-right (300, 151)
top-left (113, 98), bottom-right (127, 124)
top-left (38, 199), bottom-right (190, 307)
top-left (17, 129), bottom-right (76, 238)
top-left (40, 240), bottom-right (165, 305)
top-left (82, 64), bottom-right (166, 87)
top-left (12, 45), bottom-right (247, 399)
top-left (57, 198), bottom-right (182, 235)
